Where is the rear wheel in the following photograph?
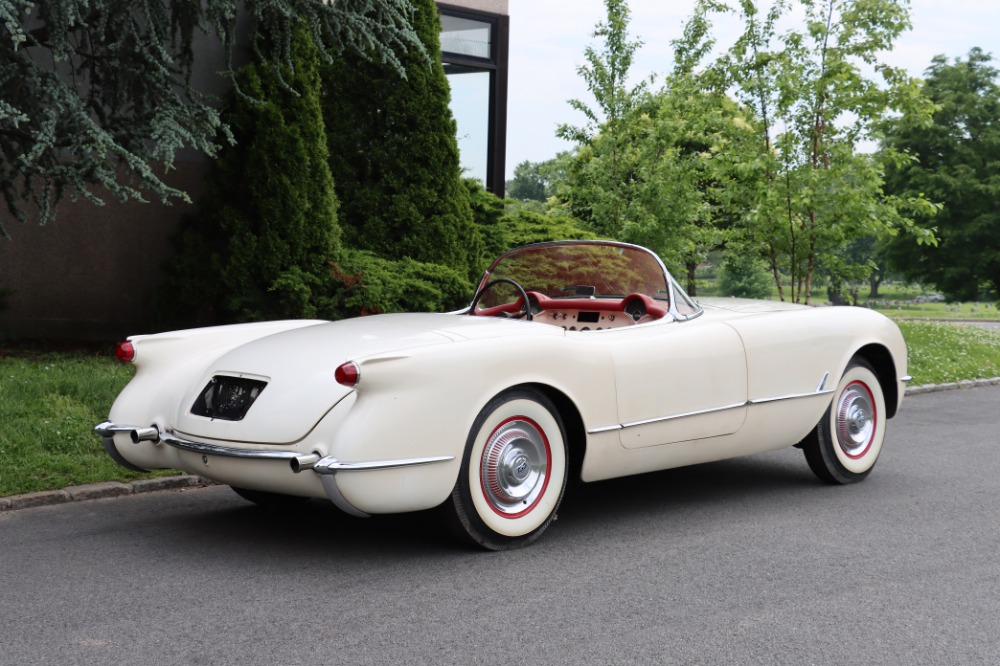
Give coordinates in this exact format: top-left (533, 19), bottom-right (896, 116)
top-left (445, 389), bottom-right (568, 550)
top-left (802, 359), bottom-right (886, 484)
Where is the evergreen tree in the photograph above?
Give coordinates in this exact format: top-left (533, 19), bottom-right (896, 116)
top-left (322, 0), bottom-right (478, 279)
top-left (0, 0), bottom-right (424, 239)
top-left (162, 24), bottom-right (340, 324)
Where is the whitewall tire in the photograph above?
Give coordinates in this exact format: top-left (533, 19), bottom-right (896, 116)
top-left (446, 389), bottom-right (568, 550)
top-left (803, 359), bottom-right (887, 484)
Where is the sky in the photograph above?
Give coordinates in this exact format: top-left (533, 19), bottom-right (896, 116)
top-left (503, 0), bottom-right (1000, 181)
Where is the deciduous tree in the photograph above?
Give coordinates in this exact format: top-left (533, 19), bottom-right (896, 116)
top-left (708, 0), bottom-right (936, 303)
top-left (881, 49), bottom-right (1000, 301)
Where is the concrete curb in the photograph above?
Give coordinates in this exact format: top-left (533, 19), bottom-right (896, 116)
top-left (2, 379), bottom-right (999, 514)
top-left (905, 377), bottom-right (1000, 395)
top-left (1, 475), bottom-right (215, 513)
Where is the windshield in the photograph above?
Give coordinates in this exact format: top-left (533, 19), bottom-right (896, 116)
top-left (477, 242), bottom-right (672, 306)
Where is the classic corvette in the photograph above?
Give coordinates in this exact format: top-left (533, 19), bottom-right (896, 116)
top-left (95, 240), bottom-right (910, 550)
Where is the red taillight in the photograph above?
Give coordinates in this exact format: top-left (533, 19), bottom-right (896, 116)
top-left (335, 361), bottom-right (360, 387)
top-left (115, 340), bottom-right (135, 363)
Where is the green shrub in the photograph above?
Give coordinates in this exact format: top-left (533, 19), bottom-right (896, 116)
top-left (718, 253), bottom-right (772, 299)
top-left (160, 23), bottom-right (340, 326)
top-left (0, 287), bottom-right (11, 313)
top-left (329, 250), bottom-right (471, 316)
top-left (499, 210), bottom-right (599, 248)
top-left (323, 0), bottom-right (479, 279)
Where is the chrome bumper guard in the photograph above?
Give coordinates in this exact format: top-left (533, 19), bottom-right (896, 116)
top-left (94, 421), bottom-right (453, 518)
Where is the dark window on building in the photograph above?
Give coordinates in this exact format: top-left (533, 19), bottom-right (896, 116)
top-left (438, 4), bottom-right (508, 197)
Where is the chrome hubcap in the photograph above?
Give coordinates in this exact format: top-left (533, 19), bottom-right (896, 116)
top-left (836, 382), bottom-right (875, 457)
top-left (481, 419), bottom-right (549, 515)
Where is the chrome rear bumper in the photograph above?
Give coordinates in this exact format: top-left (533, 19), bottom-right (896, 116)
top-left (93, 421), bottom-right (453, 518)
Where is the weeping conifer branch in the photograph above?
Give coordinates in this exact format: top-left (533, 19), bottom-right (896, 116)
top-left (0, 0), bottom-right (425, 239)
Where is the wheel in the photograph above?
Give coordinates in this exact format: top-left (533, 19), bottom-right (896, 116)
top-left (230, 486), bottom-right (310, 510)
top-left (468, 278), bottom-right (533, 321)
top-left (445, 389), bottom-right (568, 550)
top-left (802, 359), bottom-right (886, 484)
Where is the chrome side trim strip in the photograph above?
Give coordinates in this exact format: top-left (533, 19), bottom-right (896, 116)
top-left (585, 381), bottom-right (836, 435)
top-left (587, 424), bottom-right (623, 434)
top-left (586, 401), bottom-right (747, 435)
top-left (620, 401), bottom-right (748, 430)
top-left (901, 375), bottom-right (914, 383)
top-left (748, 388), bottom-right (835, 406)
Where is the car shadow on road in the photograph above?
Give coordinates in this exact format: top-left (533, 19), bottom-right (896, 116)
top-left (136, 448), bottom-right (822, 558)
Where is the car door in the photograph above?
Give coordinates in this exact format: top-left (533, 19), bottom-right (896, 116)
top-left (604, 320), bottom-right (748, 449)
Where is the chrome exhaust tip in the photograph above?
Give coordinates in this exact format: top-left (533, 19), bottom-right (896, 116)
top-left (130, 426), bottom-right (160, 443)
top-left (290, 453), bottom-right (321, 474)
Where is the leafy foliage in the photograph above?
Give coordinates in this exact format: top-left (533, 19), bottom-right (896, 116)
top-left (556, 0), bottom-right (647, 237)
top-left (505, 156), bottom-right (572, 203)
top-left (0, 0), bottom-right (424, 239)
top-left (328, 250), bottom-right (471, 316)
top-left (718, 252), bottom-right (772, 299)
top-left (881, 49), bottom-right (1000, 301)
top-left (707, 0), bottom-right (937, 303)
top-left (323, 0), bottom-right (479, 279)
top-left (498, 210), bottom-right (598, 248)
top-left (160, 23), bottom-right (340, 325)
top-left (553, 1), bottom-right (755, 293)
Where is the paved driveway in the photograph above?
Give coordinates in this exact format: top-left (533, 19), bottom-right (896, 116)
top-left (2, 385), bottom-right (999, 665)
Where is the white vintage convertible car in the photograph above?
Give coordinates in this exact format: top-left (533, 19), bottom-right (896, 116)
top-left (95, 241), bottom-right (910, 550)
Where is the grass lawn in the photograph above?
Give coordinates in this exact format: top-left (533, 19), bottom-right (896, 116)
top-left (897, 320), bottom-right (1000, 385)
top-left (2, 315), bottom-right (999, 497)
top-left (0, 351), bottom-right (174, 497)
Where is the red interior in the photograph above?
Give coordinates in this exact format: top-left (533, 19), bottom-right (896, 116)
top-left (474, 292), bottom-right (668, 322)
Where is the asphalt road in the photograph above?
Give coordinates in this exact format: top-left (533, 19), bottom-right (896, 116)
top-left (2, 386), bottom-right (999, 666)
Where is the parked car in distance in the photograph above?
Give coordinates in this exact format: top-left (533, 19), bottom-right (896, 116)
top-left (96, 241), bottom-right (910, 549)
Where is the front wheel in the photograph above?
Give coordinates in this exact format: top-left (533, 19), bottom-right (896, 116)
top-left (802, 359), bottom-right (887, 484)
top-left (445, 389), bottom-right (568, 550)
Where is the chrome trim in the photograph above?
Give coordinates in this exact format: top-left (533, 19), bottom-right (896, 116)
top-left (620, 401), bottom-right (748, 430)
top-left (312, 454), bottom-right (455, 474)
top-left (319, 475), bottom-right (369, 518)
top-left (816, 372), bottom-right (830, 392)
top-left (94, 421), bottom-right (453, 520)
top-left (131, 426), bottom-right (160, 443)
top-left (586, 402), bottom-right (747, 435)
top-left (290, 453), bottom-right (322, 473)
top-left (587, 424), bottom-right (623, 434)
top-left (585, 378), bottom-right (836, 435)
top-left (94, 420), bottom-right (138, 437)
top-left (748, 388), bottom-right (835, 406)
top-left (159, 430), bottom-right (303, 461)
top-left (98, 435), bottom-right (151, 473)
top-left (311, 455), bottom-right (455, 520)
top-left (901, 375), bottom-right (914, 383)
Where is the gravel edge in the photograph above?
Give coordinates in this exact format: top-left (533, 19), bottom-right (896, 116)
top-left (3, 378), bottom-right (999, 513)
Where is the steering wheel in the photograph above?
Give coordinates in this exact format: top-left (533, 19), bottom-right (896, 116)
top-left (468, 278), bottom-right (533, 321)
top-left (623, 295), bottom-right (648, 322)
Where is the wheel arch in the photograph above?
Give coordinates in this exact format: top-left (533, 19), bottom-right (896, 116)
top-left (852, 343), bottom-right (899, 419)
top-left (514, 382), bottom-right (587, 483)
